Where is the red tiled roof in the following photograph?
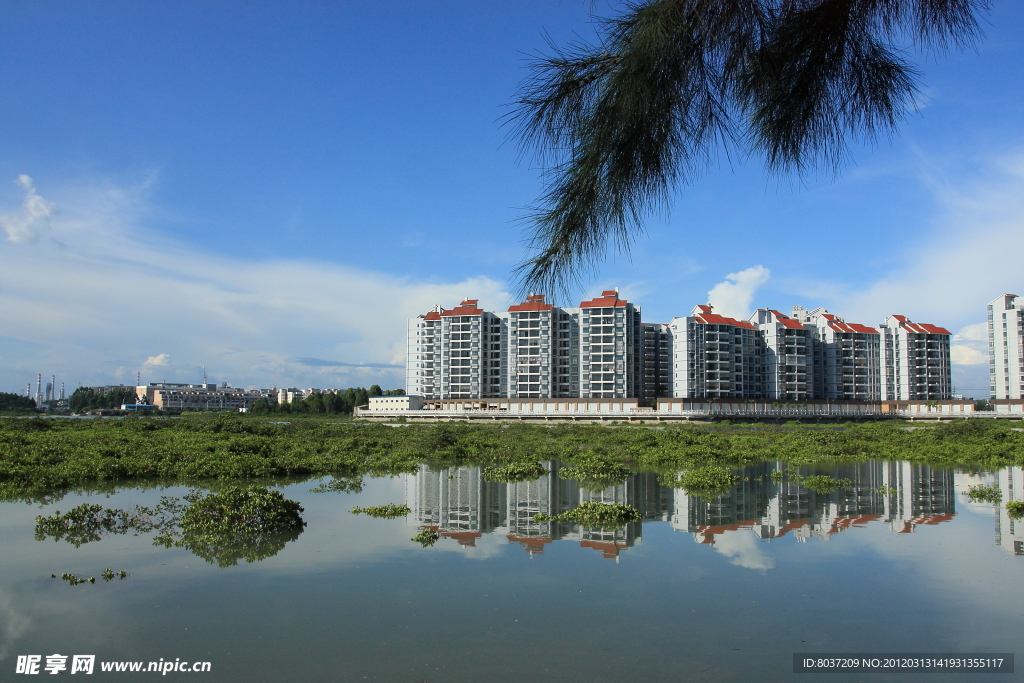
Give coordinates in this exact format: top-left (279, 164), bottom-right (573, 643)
top-left (695, 304), bottom-right (712, 313)
top-left (581, 291), bottom-right (628, 308)
top-left (828, 321), bottom-right (879, 334)
top-left (694, 312), bottom-right (757, 330)
top-left (509, 294), bottom-right (553, 312)
top-left (890, 316), bottom-right (951, 335)
top-left (423, 310), bottom-right (442, 321)
top-left (440, 302), bottom-right (484, 317)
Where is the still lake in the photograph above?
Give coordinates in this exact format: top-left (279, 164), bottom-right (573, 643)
top-left (2, 461), bottom-right (1022, 683)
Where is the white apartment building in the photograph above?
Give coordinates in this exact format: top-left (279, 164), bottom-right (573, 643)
top-left (878, 315), bottom-right (952, 400)
top-left (750, 309), bottom-right (814, 400)
top-left (791, 306), bottom-right (881, 400)
top-left (406, 299), bottom-right (505, 400)
top-left (668, 305), bottom-right (762, 399)
top-left (579, 291), bottom-right (643, 399)
top-left (507, 294), bottom-right (559, 399)
top-left (988, 294), bottom-right (1024, 399)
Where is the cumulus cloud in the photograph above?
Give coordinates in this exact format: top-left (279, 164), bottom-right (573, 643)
top-left (951, 322), bottom-right (989, 365)
top-left (0, 175), bottom-right (508, 391)
top-left (826, 156), bottom-right (1024, 328)
top-left (0, 175), bottom-right (55, 244)
top-left (706, 266), bottom-right (771, 320)
top-left (711, 529), bottom-right (775, 571)
top-left (951, 345), bottom-right (987, 365)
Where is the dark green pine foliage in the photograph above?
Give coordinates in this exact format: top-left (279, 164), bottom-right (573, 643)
top-left (0, 392), bottom-right (37, 414)
top-left (509, 0), bottom-right (989, 296)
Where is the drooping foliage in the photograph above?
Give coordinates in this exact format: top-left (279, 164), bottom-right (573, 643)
top-left (509, 0), bottom-right (989, 295)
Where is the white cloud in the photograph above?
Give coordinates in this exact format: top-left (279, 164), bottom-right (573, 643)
top-left (956, 323), bottom-right (988, 341)
top-left (706, 265), bottom-right (771, 320)
top-left (951, 345), bottom-right (986, 365)
top-left (0, 175), bottom-right (55, 244)
top-left (821, 155), bottom-right (1024, 328)
top-left (0, 176), bottom-right (508, 391)
top-left (711, 529), bottom-right (775, 571)
top-left (951, 322), bottom-right (989, 366)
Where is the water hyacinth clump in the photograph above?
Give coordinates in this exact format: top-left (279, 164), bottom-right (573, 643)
top-left (411, 527), bottom-right (440, 547)
top-left (481, 462), bottom-right (548, 483)
top-left (350, 503), bottom-right (411, 518)
top-left (534, 502), bottom-right (641, 529)
top-left (798, 475), bottom-right (855, 494)
top-left (666, 466), bottom-right (740, 499)
top-left (966, 484), bottom-right (1002, 503)
top-left (176, 486), bottom-right (306, 568)
top-left (54, 573), bottom-right (94, 586)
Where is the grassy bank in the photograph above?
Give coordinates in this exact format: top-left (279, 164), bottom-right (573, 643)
top-left (2, 415), bottom-right (1022, 498)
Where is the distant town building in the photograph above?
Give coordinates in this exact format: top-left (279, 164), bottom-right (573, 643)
top-left (139, 382), bottom-right (263, 412)
top-left (988, 294), bottom-right (1023, 399)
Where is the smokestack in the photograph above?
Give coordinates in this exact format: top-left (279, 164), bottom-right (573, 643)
top-left (36, 374), bottom-right (42, 405)
top-left (26, 383), bottom-right (31, 398)
top-left (60, 382), bottom-right (65, 400)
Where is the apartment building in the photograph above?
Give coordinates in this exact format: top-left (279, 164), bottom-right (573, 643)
top-left (988, 294), bottom-right (1024, 399)
top-left (668, 305), bottom-right (762, 399)
top-left (791, 306), bottom-right (882, 400)
top-left (878, 315), bottom-right (952, 400)
top-left (642, 323), bottom-right (673, 398)
top-left (749, 309), bottom-right (814, 400)
top-left (579, 291), bottom-right (643, 399)
top-left (507, 294), bottom-right (557, 399)
top-left (406, 299), bottom-right (506, 401)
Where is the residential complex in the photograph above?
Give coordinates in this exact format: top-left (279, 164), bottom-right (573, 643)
top-left (989, 294), bottom-right (1023, 399)
top-left (407, 294), bottom-right (953, 402)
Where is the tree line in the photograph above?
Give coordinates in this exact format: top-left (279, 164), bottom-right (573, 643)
top-left (248, 385), bottom-right (403, 415)
top-left (0, 391), bottom-right (38, 414)
top-left (68, 387), bottom-right (139, 413)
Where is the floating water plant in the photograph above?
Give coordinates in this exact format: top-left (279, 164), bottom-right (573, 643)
top-left (309, 476), bottom-right (364, 494)
top-left (799, 475), bottom-right (855, 494)
top-left (966, 484), bottom-right (1002, 503)
top-left (100, 568), bottom-right (129, 581)
top-left (35, 486), bottom-right (306, 568)
top-left (1005, 500), bottom-right (1024, 520)
top-left (411, 527), bottom-right (440, 547)
top-left (533, 501), bottom-right (641, 529)
top-left (665, 467), bottom-right (740, 499)
top-left (350, 503), bottom-right (411, 518)
top-left (559, 457), bottom-right (630, 490)
top-left (55, 573), bottom-right (94, 585)
top-left (176, 486), bottom-right (306, 567)
top-left (481, 462), bottom-right (548, 483)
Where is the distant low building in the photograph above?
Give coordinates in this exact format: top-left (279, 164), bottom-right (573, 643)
top-left (368, 395), bottom-right (424, 412)
top-left (140, 382), bottom-right (263, 411)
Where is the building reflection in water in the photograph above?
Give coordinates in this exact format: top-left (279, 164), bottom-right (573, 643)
top-left (996, 466), bottom-right (1024, 555)
top-left (404, 461), bottom-right (958, 562)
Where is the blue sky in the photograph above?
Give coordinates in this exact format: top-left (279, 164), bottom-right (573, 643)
top-left (1, 1), bottom-right (1022, 397)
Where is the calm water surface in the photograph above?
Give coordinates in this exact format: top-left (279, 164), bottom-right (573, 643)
top-left (1, 461), bottom-right (1022, 683)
